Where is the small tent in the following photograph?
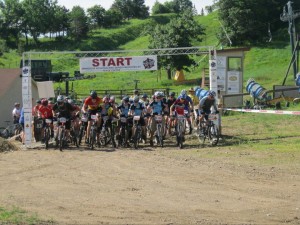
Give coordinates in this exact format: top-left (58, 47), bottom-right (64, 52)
top-left (174, 70), bottom-right (185, 82)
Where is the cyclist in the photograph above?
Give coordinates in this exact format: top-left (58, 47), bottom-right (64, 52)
top-left (148, 91), bottom-right (166, 146)
top-left (170, 93), bottom-right (191, 141)
top-left (166, 92), bottom-right (176, 135)
top-left (38, 98), bottom-right (54, 141)
top-left (81, 91), bottom-right (102, 142)
top-left (52, 95), bottom-right (74, 142)
top-left (116, 96), bottom-right (132, 145)
top-left (129, 95), bottom-right (147, 143)
top-left (98, 96), bottom-right (115, 135)
top-left (188, 87), bottom-right (200, 127)
top-left (198, 90), bottom-right (219, 123)
top-left (178, 89), bottom-right (194, 134)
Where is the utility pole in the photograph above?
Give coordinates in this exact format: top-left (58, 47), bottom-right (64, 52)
top-left (280, 1), bottom-right (300, 79)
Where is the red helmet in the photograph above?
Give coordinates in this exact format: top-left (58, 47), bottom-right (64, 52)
top-left (41, 98), bottom-right (48, 106)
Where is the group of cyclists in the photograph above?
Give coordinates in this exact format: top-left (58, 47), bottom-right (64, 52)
top-left (16, 87), bottom-right (219, 149)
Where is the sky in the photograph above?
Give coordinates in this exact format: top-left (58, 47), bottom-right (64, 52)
top-left (56, 0), bottom-right (214, 14)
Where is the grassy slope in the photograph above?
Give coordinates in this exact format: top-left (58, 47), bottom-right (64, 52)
top-left (0, 12), bottom-right (297, 95)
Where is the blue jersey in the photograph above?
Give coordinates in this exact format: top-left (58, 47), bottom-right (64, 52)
top-left (130, 102), bottom-right (144, 116)
top-left (118, 104), bottom-right (130, 117)
top-left (149, 100), bottom-right (165, 115)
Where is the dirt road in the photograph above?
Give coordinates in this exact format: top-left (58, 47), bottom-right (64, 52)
top-left (0, 138), bottom-right (299, 224)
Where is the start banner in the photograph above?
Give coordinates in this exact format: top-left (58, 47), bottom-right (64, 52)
top-left (80, 55), bottom-right (157, 73)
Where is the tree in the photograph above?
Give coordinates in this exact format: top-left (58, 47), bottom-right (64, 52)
top-left (111, 0), bottom-right (132, 20)
top-left (87, 5), bottom-right (106, 28)
top-left (148, 9), bottom-right (205, 77)
top-left (151, 1), bottom-right (170, 15)
top-left (0, 0), bottom-right (24, 46)
top-left (68, 6), bottom-right (89, 40)
top-left (102, 9), bottom-right (123, 28)
top-left (131, 0), bottom-right (149, 18)
top-left (218, 0), bottom-right (300, 45)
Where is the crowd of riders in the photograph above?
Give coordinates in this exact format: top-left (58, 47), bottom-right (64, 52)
top-left (13, 87), bottom-right (219, 148)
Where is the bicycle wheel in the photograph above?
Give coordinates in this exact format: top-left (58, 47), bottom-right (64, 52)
top-left (44, 127), bottom-right (51, 149)
top-left (89, 127), bottom-right (96, 150)
top-left (59, 128), bottom-right (64, 151)
top-left (0, 128), bottom-right (9, 139)
top-left (176, 122), bottom-right (183, 149)
top-left (133, 126), bottom-right (140, 149)
top-left (78, 125), bottom-right (85, 145)
top-left (208, 124), bottom-right (219, 146)
top-left (197, 122), bottom-right (206, 145)
top-left (157, 124), bottom-right (163, 147)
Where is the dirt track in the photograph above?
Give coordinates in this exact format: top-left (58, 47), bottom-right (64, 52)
top-left (0, 138), bottom-right (300, 225)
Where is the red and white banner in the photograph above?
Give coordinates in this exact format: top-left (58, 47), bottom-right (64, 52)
top-left (80, 55), bottom-right (157, 73)
top-left (225, 108), bottom-right (300, 115)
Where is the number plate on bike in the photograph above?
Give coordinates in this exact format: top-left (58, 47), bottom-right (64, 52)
top-left (177, 115), bottom-right (185, 120)
top-left (102, 116), bottom-right (109, 121)
top-left (208, 114), bottom-right (217, 121)
top-left (36, 124), bottom-right (43, 128)
top-left (81, 116), bottom-right (88, 122)
top-left (45, 119), bottom-right (52, 124)
top-left (59, 117), bottom-right (67, 123)
top-left (91, 115), bottom-right (97, 120)
top-left (133, 116), bottom-right (140, 121)
top-left (155, 115), bottom-right (162, 122)
top-left (121, 117), bottom-right (127, 123)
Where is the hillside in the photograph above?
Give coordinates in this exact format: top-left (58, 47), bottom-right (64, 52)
top-left (0, 11), bottom-right (298, 96)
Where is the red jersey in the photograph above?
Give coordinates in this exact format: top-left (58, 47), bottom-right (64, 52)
top-left (84, 96), bottom-right (102, 110)
top-left (38, 105), bottom-right (53, 119)
top-left (172, 99), bottom-right (189, 115)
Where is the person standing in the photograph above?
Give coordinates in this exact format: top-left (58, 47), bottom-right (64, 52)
top-left (12, 102), bottom-right (21, 124)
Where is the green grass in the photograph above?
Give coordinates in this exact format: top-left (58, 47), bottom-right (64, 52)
top-left (0, 206), bottom-right (55, 224)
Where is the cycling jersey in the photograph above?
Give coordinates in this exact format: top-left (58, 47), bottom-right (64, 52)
top-left (52, 102), bottom-right (74, 118)
top-left (171, 99), bottom-right (189, 115)
top-left (149, 100), bottom-right (165, 115)
top-left (130, 102), bottom-right (144, 116)
top-left (84, 96), bottom-right (102, 111)
top-left (118, 103), bottom-right (130, 117)
top-left (38, 105), bottom-right (53, 119)
top-left (199, 96), bottom-right (217, 113)
top-left (99, 103), bottom-right (113, 116)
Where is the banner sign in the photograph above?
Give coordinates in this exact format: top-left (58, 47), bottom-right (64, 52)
top-left (80, 55), bottom-right (157, 73)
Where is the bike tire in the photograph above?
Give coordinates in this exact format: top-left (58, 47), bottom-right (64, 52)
top-left (89, 127), bottom-right (96, 150)
top-left (59, 129), bottom-right (64, 151)
top-left (78, 126), bottom-right (85, 145)
top-left (208, 124), bottom-right (219, 146)
top-left (133, 127), bottom-right (140, 149)
top-left (44, 127), bottom-right (51, 149)
top-left (197, 122), bottom-right (206, 145)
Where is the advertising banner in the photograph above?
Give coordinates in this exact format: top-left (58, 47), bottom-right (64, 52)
top-left (22, 66), bottom-right (32, 146)
top-left (80, 55), bottom-right (157, 73)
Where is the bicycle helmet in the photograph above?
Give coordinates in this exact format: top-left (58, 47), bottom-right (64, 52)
top-left (189, 87), bottom-right (195, 92)
top-left (142, 93), bottom-right (148, 99)
top-left (179, 94), bottom-right (187, 100)
top-left (133, 96), bottom-right (139, 103)
top-left (180, 89), bottom-right (187, 96)
top-left (36, 99), bottom-right (41, 104)
top-left (67, 99), bottom-right (74, 105)
top-left (14, 102), bottom-right (20, 106)
top-left (169, 92), bottom-right (175, 97)
top-left (41, 98), bottom-right (48, 106)
top-left (103, 96), bottom-right (109, 103)
top-left (208, 90), bottom-right (216, 97)
top-left (156, 91), bottom-right (164, 98)
top-left (57, 95), bottom-right (64, 103)
top-left (90, 90), bottom-right (97, 99)
top-left (109, 96), bottom-right (115, 103)
top-left (123, 96), bottom-right (130, 102)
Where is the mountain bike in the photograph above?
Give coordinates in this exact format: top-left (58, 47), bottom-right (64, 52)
top-left (99, 115), bottom-right (116, 148)
top-left (44, 118), bottom-right (52, 149)
top-left (132, 115), bottom-right (142, 149)
top-left (88, 114), bottom-right (98, 150)
top-left (78, 114), bottom-right (88, 145)
top-left (154, 114), bottom-right (164, 147)
top-left (198, 113), bottom-right (220, 146)
top-left (55, 117), bottom-right (67, 151)
top-left (176, 114), bottom-right (186, 149)
top-left (118, 116), bottom-right (129, 147)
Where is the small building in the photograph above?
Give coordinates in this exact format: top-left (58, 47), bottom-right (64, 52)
top-left (0, 68), bottom-right (39, 128)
